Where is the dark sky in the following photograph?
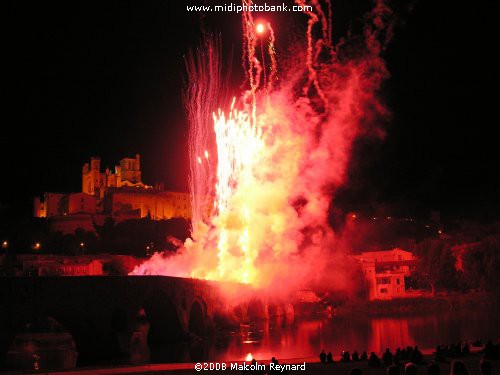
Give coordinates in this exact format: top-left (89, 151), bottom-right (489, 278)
top-left (2, 0), bottom-right (499, 220)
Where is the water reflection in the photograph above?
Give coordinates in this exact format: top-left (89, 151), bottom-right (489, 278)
top-left (154, 308), bottom-right (500, 363)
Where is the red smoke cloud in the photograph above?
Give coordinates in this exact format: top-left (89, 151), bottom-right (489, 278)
top-left (132, 0), bottom-right (394, 298)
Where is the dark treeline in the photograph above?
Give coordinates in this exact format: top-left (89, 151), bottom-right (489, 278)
top-left (410, 234), bottom-right (500, 295)
top-left (0, 217), bottom-right (190, 258)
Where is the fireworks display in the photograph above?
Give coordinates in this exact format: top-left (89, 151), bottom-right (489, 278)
top-left (132, 0), bottom-right (393, 293)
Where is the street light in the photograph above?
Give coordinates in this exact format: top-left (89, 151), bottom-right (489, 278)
top-left (1, 240), bottom-right (8, 249)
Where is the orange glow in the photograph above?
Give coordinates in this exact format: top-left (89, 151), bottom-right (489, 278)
top-left (245, 353), bottom-right (253, 362)
top-left (256, 23), bottom-right (265, 34)
top-left (210, 98), bottom-right (263, 284)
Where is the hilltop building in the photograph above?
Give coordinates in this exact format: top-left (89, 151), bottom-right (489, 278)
top-left (354, 248), bottom-right (416, 300)
top-left (33, 155), bottom-right (190, 233)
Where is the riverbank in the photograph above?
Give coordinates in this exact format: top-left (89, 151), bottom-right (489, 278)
top-left (335, 291), bottom-right (500, 316)
top-left (10, 351), bottom-right (495, 375)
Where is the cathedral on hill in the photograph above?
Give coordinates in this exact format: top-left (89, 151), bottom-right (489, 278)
top-left (33, 155), bottom-right (191, 233)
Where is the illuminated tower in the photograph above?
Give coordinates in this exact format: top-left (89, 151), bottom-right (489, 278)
top-left (119, 154), bottom-right (142, 184)
top-left (82, 157), bottom-right (102, 197)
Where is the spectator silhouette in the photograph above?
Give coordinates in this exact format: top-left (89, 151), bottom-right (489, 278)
top-left (326, 352), bottom-right (333, 363)
top-left (428, 363), bottom-right (440, 375)
top-left (450, 360), bottom-right (469, 375)
top-left (412, 346), bottom-right (424, 364)
top-left (482, 340), bottom-right (499, 360)
top-left (342, 350), bottom-right (351, 362)
top-left (368, 352), bottom-right (382, 367)
top-left (319, 350), bottom-right (326, 363)
top-left (383, 348), bottom-right (394, 366)
top-left (361, 351), bottom-right (368, 361)
top-left (405, 362), bottom-right (418, 375)
top-left (462, 342), bottom-right (470, 355)
top-left (479, 359), bottom-right (492, 375)
top-left (387, 364), bottom-right (400, 375)
top-left (407, 347), bottom-right (414, 360)
top-left (352, 350), bottom-right (360, 361)
top-left (395, 348), bottom-right (402, 364)
top-left (435, 346), bottom-right (446, 362)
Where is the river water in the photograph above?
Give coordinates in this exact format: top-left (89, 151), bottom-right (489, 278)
top-left (157, 308), bottom-right (500, 363)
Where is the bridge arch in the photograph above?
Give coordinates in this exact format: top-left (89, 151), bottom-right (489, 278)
top-left (188, 299), bottom-right (206, 336)
top-left (142, 290), bottom-right (184, 346)
top-left (40, 305), bottom-right (101, 363)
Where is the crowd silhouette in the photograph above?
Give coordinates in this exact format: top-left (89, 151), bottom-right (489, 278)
top-left (314, 339), bottom-right (497, 375)
top-left (240, 339), bottom-right (497, 374)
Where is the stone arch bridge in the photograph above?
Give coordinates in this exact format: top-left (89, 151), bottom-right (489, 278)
top-left (0, 276), bottom-right (289, 367)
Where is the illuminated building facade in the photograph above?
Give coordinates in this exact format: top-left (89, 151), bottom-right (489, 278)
top-left (355, 249), bottom-right (416, 300)
top-left (82, 154), bottom-right (147, 200)
top-left (16, 255), bottom-right (139, 276)
top-left (104, 188), bottom-right (190, 220)
top-left (33, 155), bottom-right (191, 233)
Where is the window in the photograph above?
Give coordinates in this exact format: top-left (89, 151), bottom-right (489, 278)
top-left (396, 278), bottom-right (400, 285)
top-left (376, 277), bottom-right (391, 285)
top-left (380, 288), bottom-right (388, 293)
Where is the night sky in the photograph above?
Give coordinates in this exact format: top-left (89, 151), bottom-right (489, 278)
top-left (2, 0), bottom-right (498, 221)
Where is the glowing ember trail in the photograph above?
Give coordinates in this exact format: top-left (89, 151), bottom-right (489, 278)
top-left (132, 0), bottom-right (393, 294)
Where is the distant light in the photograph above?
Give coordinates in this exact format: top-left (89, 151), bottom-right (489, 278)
top-left (204, 150), bottom-right (209, 159)
top-left (33, 242), bottom-right (41, 250)
top-left (438, 230), bottom-right (443, 234)
top-left (256, 23), bottom-right (265, 34)
top-left (372, 217), bottom-right (377, 220)
top-left (387, 216), bottom-right (392, 220)
top-left (351, 214), bottom-right (357, 219)
top-left (1, 240), bottom-right (8, 249)
top-left (197, 157), bottom-right (202, 164)
top-left (80, 242), bottom-right (85, 247)
top-left (245, 353), bottom-right (253, 362)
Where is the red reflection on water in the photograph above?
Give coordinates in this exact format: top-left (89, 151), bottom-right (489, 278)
top-left (370, 318), bottom-right (414, 353)
top-left (208, 309), bottom-right (500, 362)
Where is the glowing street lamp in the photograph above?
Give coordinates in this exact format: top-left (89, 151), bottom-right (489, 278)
top-left (1, 240), bottom-right (8, 249)
top-left (33, 242), bottom-right (41, 251)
